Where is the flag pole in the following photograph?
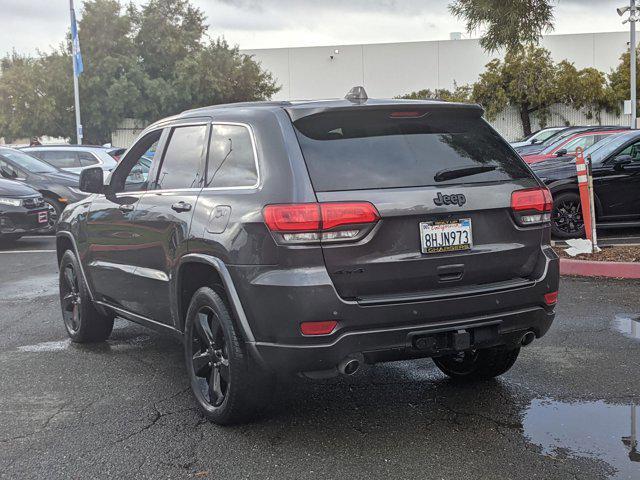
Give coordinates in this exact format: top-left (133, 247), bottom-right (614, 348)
top-left (69, 0), bottom-right (83, 145)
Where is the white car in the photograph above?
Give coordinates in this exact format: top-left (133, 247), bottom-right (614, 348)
top-left (510, 127), bottom-right (566, 149)
top-left (21, 145), bottom-right (125, 180)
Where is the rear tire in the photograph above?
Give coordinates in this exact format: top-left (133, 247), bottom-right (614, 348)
top-left (551, 191), bottom-right (585, 239)
top-left (433, 346), bottom-right (520, 380)
top-left (59, 250), bottom-right (114, 342)
top-left (184, 287), bottom-right (273, 425)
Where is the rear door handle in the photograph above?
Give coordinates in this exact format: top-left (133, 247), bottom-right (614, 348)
top-left (119, 204), bottom-right (135, 213)
top-left (171, 201), bottom-right (192, 213)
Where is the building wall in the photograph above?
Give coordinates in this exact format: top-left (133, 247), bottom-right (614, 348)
top-left (243, 31), bottom-right (630, 100)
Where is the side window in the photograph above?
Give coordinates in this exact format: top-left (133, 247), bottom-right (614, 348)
top-left (154, 125), bottom-right (207, 190)
top-left (110, 130), bottom-right (162, 193)
top-left (207, 124), bottom-right (258, 188)
top-left (0, 158), bottom-right (25, 180)
top-left (40, 151), bottom-right (80, 169)
top-left (78, 152), bottom-right (99, 167)
top-left (617, 141), bottom-right (640, 162)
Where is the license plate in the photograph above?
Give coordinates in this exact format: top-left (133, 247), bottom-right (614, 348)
top-left (37, 211), bottom-right (48, 224)
top-left (420, 219), bottom-right (472, 254)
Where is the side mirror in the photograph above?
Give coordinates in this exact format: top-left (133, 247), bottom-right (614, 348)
top-left (555, 148), bottom-right (568, 157)
top-left (530, 138), bottom-right (539, 145)
top-left (613, 154), bottom-right (633, 170)
top-left (79, 167), bottom-right (105, 194)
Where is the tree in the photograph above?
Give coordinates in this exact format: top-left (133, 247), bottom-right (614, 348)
top-left (0, 53), bottom-right (62, 142)
top-left (556, 61), bottom-right (617, 120)
top-left (131, 0), bottom-right (206, 80)
top-left (449, 0), bottom-right (554, 53)
top-left (398, 84), bottom-right (472, 103)
top-left (609, 50), bottom-right (640, 111)
top-left (473, 46), bottom-right (557, 135)
top-left (0, 0), bottom-right (279, 144)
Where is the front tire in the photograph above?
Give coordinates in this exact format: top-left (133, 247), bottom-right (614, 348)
top-left (433, 346), bottom-right (520, 380)
top-left (184, 287), bottom-right (272, 425)
top-left (551, 191), bottom-right (585, 239)
top-left (42, 198), bottom-right (62, 234)
top-left (59, 250), bottom-right (114, 342)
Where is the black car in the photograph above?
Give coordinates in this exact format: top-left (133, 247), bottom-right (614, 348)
top-left (0, 178), bottom-right (49, 242)
top-left (515, 126), bottom-right (630, 156)
top-left (0, 147), bottom-right (87, 232)
top-left (56, 91), bottom-right (559, 425)
top-left (531, 130), bottom-right (640, 238)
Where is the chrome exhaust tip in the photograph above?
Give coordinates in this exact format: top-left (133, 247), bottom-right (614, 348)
top-left (338, 358), bottom-right (360, 376)
top-left (521, 331), bottom-right (536, 346)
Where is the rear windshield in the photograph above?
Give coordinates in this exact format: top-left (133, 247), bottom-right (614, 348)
top-left (293, 109), bottom-right (531, 191)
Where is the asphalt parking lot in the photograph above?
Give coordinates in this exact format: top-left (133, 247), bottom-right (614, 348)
top-left (1, 237), bottom-right (639, 479)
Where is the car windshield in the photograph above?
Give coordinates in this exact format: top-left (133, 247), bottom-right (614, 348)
top-left (535, 128), bottom-right (563, 142)
top-left (0, 148), bottom-right (57, 173)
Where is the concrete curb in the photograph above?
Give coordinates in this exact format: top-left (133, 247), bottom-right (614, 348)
top-left (560, 258), bottom-right (640, 279)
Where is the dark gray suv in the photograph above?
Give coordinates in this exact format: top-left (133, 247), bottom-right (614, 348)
top-left (56, 92), bottom-right (559, 424)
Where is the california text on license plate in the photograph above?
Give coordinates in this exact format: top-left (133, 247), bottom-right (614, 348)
top-left (420, 219), bottom-right (473, 254)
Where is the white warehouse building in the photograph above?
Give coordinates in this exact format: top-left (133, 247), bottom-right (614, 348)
top-left (243, 31), bottom-right (631, 100)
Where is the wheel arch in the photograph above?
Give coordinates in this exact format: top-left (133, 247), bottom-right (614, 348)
top-left (176, 254), bottom-right (255, 343)
top-left (548, 181), bottom-right (603, 216)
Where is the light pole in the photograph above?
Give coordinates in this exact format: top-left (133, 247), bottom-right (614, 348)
top-left (619, 1), bottom-right (638, 129)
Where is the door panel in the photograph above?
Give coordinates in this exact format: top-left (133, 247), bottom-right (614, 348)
top-left (84, 193), bottom-right (145, 311)
top-left (128, 122), bottom-right (209, 326)
top-left (594, 141), bottom-right (640, 220)
top-left (129, 191), bottom-right (199, 325)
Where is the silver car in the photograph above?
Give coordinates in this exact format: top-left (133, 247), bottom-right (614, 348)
top-left (21, 145), bottom-right (124, 179)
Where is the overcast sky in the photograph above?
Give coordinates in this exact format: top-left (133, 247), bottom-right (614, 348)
top-left (0, 0), bottom-right (629, 56)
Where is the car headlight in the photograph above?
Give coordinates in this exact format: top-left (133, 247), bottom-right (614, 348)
top-left (0, 197), bottom-right (22, 207)
top-left (68, 187), bottom-right (84, 195)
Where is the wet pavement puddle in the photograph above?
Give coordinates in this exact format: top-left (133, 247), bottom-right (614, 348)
top-left (613, 315), bottom-right (640, 340)
top-left (524, 399), bottom-right (639, 479)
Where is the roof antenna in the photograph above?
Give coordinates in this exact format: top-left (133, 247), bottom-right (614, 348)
top-left (345, 86), bottom-right (368, 103)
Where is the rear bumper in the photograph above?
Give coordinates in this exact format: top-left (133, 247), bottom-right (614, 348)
top-left (230, 246), bottom-right (559, 373)
top-left (254, 307), bottom-right (554, 373)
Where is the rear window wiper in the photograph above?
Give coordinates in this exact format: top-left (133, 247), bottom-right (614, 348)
top-left (434, 165), bottom-right (497, 182)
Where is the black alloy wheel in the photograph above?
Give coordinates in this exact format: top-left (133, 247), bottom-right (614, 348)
top-left (61, 263), bottom-right (82, 334)
top-left (42, 198), bottom-right (61, 233)
top-left (58, 249), bottom-right (114, 342)
top-left (184, 287), bottom-right (273, 424)
top-left (551, 192), bottom-right (585, 239)
top-left (190, 306), bottom-right (230, 408)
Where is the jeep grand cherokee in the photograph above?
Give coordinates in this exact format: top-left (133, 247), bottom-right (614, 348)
top-left (56, 89), bottom-right (559, 425)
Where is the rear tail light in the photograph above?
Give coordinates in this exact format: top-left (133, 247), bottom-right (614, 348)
top-left (300, 320), bottom-right (338, 336)
top-left (544, 291), bottom-right (558, 305)
top-left (511, 188), bottom-right (553, 226)
top-left (264, 202), bottom-right (380, 244)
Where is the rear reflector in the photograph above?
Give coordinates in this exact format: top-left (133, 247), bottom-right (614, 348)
top-left (544, 291), bottom-right (558, 305)
top-left (511, 188), bottom-right (553, 226)
top-left (300, 320), bottom-right (338, 336)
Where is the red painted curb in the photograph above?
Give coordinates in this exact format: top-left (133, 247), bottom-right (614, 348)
top-left (560, 258), bottom-right (640, 279)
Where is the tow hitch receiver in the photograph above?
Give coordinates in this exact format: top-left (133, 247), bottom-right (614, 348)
top-left (408, 321), bottom-right (501, 354)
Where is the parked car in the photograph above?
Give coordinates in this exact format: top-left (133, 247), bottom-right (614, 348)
top-left (56, 93), bottom-right (559, 425)
top-left (0, 147), bottom-right (87, 233)
top-left (0, 178), bottom-right (48, 242)
top-left (21, 145), bottom-right (124, 179)
top-left (514, 126), bottom-right (628, 156)
top-left (521, 129), bottom-right (627, 164)
top-left (531, 130), bottom-right (640, 238)
top-left (510, 126), bottom-right (565, 149)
